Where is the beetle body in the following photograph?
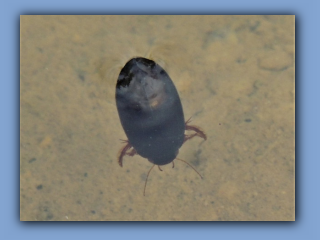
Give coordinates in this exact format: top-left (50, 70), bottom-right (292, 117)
top-left (116, 57), bottom-right (185, 165)
top-left (116, 57), bottom-right (206, 174)
top-left (115, 57), bottom-right (207, 195)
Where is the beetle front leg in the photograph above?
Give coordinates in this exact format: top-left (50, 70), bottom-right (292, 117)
top-left (118, 141), bottom-right (137, 167)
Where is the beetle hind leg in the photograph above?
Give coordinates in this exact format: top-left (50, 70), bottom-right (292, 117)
top-left (184, 120), bottom-right (207, 143)
top-left (118, 141), bottom-right (137, 167)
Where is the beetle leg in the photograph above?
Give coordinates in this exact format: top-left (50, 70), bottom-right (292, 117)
top-left (185, 123), bottom-right (207, 141)
top-left (183, 133), bottom-right (198, 143)
top-left (126, 148), bottom-right (137, 156)
top-left (158, 166), bottom-right (163, 171)
top-left (118, 141), bottom-right (137, 167)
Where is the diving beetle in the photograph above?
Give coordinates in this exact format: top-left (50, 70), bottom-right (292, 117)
top-left (115, 57), bottom-right (206, 195)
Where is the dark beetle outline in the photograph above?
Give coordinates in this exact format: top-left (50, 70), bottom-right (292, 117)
top-left (115, 57), bottom-right (206, 195)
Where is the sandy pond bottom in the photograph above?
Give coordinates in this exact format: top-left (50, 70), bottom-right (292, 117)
top-left (20, 15), bottom-right (294, 221)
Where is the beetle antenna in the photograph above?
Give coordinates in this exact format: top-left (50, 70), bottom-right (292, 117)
top-left (175, 158), bottom-right (203, 179)
top-left (144, 164), bottom-right (155, 196)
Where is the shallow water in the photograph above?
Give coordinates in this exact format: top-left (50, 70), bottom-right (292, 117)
top-left (20, 15), bottom-right (295, 221)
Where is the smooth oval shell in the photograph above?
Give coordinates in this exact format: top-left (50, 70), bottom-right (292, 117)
top-left (116, 57), bottom-right (185, 165)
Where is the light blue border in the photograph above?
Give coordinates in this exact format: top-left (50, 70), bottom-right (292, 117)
top-left (2, 0), bottom-right (319, 239)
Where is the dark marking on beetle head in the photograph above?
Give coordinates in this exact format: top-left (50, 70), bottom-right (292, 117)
top-left (116, 57), bottom-right (169, 114)
top-left (116, 58), bottom-right (156, 89)
top-left (159, 69), bottom-right (166, 75)
top-left (117, 72), bottom-right (134, 88)
top-left (135, 57), bottom-right (155, 69)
